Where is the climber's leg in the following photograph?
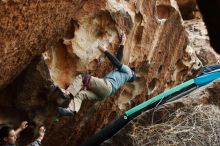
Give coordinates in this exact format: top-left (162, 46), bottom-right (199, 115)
top-left (58, 90), bottom-right (98, 117)
top-left (66, 75), bottom-right (83, 97)
top-left (69, 90), bottom-right (98, 112)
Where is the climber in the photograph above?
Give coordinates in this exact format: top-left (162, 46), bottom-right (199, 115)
top-left (0, 121), bottom-right (46, 146)
top-left (57, 32), bottom-right (137, 117)
top-left (196, 59), bottom-right (220, 76)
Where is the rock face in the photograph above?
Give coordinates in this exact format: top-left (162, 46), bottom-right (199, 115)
top-left (45, 0), bottom-right (194, 110)
top-left (0, 0), bottom-right (211, 146)
top-left (0, 56), bottom-right (61, 145)
top-left (43, 1), bottom-right (192, 145)
top-left (101, 8), bottom-right (220, 146)
top-left (183, 19), bottom-right (219, 77)
top-left (102, 79), bottom-right (220, 146)
top-left (0, 0), bottom-right (89, 90)
top-left (101, 16), bottom-right (220, 146)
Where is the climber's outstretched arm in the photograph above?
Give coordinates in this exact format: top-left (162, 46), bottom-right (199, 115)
top-left (99, 32), bottom-right (126, 69)
top-left (115, 44), bottom-right (124, 63)
top-left (105, 50), bottom-right (123, 69)
top-left (98, 44), bottom-right (123, 69)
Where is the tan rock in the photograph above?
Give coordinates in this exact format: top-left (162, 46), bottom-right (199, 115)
top-left (0, 0), bottom-right (201, 145)
top-left (42, 0), bottom-right (190, 145)
top-left (183, 19), bottom-right (220, 77)
top-left (0, 0), bottom-right (90, 90)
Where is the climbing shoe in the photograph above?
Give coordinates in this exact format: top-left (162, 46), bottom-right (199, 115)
top-left (57, 107), bottom-right (76, 117)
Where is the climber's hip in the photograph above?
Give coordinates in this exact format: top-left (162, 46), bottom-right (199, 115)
top-left (89, 76), bottom-right (112, 100)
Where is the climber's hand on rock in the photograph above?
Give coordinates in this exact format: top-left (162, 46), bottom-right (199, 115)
top-left (120, 32), bottom-right (126, 45)
top-left (98, 41), bottom-right (108, 52)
